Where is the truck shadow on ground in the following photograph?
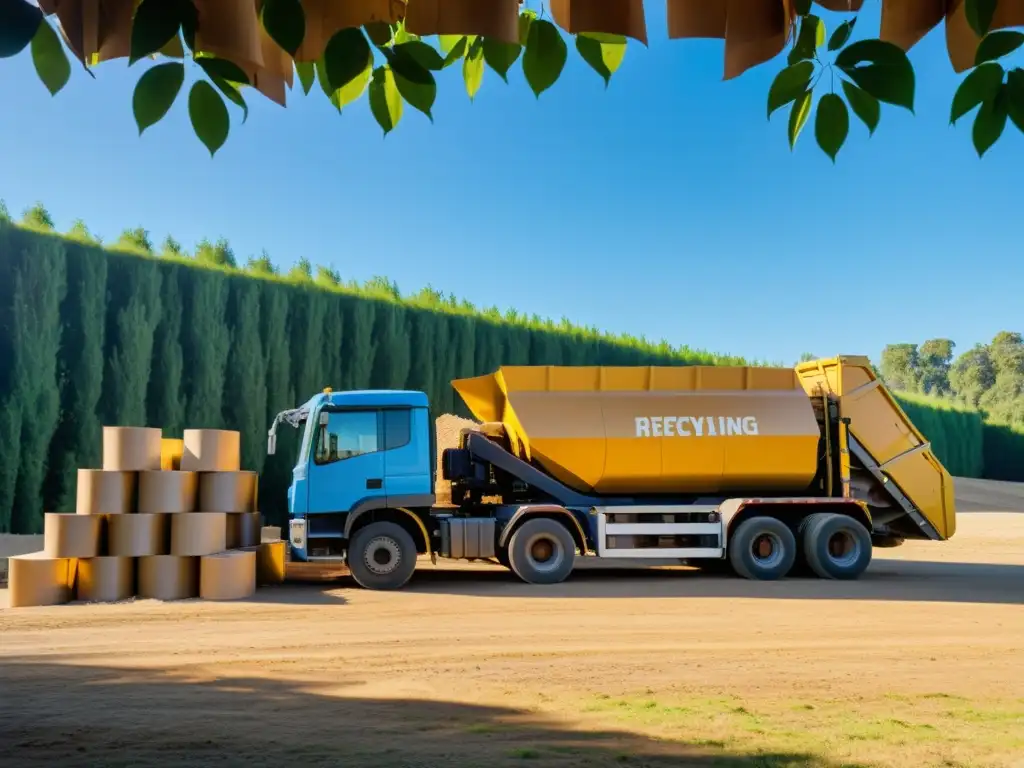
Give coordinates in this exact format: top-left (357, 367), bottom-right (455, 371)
top-left (0, 656), bottom-right (864, 768)
top-left (274, 558), bottom-right (1023, 606)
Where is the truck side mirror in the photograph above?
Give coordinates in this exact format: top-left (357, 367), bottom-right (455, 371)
top-left (267, 433), bottom-right (277, 456)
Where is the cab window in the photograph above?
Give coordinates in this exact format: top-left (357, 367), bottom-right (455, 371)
top-left (314, 410), bottom-right (379, 465)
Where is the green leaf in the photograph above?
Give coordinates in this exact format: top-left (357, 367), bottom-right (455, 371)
top-left (196, 55), bottom-right (250, 86)
top-left (364, 21), bottom-right (394, 47)
top-left (30, 19), bottom-right (70, 96)
top-left (0, 0), bottom-right (42, 59)
top-left (795, 0), bottom-right (812, 15)
top-left (323, 27), bottom-right (372, 91)
top-left (260, 0), bottom-right (304, 56)
top-left (966, 0), bottom-right (998, 37)
top-left (393, 20), bottom-right (416, 45)
top-left (523, 19), bottom-right (567, 98)
top-left (482, 38), bottom-right (523, 82)
top-left (814, 93), bottom-right (849, 162)
top-left (316, 48), bottom-right (371, 112)
top-left (368, 66), bottom-right (402, 135)
top-left (1007, 68), bottom-right (1024, 133)
top-left (442, 36), bottom-right (468, 68)
top-left (393, 68), bottom-right (436, 120)
top-left (972, 87), bottom-right (1008, 157)
top-left (133, 61), bottom-right (185, 135)
top-left (130, 0), bottom-right (187, 64)
top-left (950, 62), bottom-right (1004, 124)
top-left (767, 61), bottom-right (814, 118)
top-left (394, 40), bottom-right (445, 70)
top-left (788, 90), bottom-right (812, 149)
top-left (188, 80), bottom-right (229, 156)
top-left (975, 30), bottom-right (1024, 66)
top-left (575, 33), bottom-right (626, 86)
top-left (295, 60), bottom-right (316, 94)
top-left (463, 37), bottom-right (485, 100)
top-left (385, 45), bottom-right (435, 85)
top-left (519, 10), bottom-right (537, 46)
top-left (789, 16), bottom-right (823, 64)
top-left (209, 74), bottom-right (248, 123)
top-left (438, 34), bottom-right (463, 54)
top-left (841, 80), bottom-right (880, 135)
top-left (828, 18), bottom-right (856, 51)
top-left (835, 39), bottom-right (915, 112)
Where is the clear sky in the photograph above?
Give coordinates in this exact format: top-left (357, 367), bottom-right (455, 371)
top-left (1, 3), bottom-right (1020, 367)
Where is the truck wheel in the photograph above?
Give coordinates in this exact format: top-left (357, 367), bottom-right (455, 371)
top-left (728, 516), bottom-right (797, 581)
top-left (507, 518), bottom-right (575, 585)
top-left (801, 513), bottom-right (872, 580)
top-left (347, 521), bottom-right (417, 590)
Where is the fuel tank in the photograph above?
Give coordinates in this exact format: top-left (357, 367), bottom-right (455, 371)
top-left (452, 365), bottom-right (823, 496)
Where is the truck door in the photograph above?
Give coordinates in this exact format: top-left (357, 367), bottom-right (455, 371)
top-left (306, 408), bottom-right (385, 514)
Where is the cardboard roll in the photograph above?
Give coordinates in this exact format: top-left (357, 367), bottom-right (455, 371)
top-left (76, 469), bottom-right (136, 515)
top-left (227, 511), bottom-right (262, 549)
top-left (43, 513), bottom-right (102, 558)
top-left (161, 438), bottom-right (184, 470)
top-left (7, 552), bottom-right (77, 608)
top-left (77, 556), bottom-right (135, 603)
top-left (181, 429), bottom-right (241, 472)
top-left (138, 555), bottom-right (200, 600)
top-left (261, 525), bottom-right (282, 543)
top-left (199, 471), bottom-right (257, 513)
top-left (170, 512), bottom-right (227, 556)
top-left (138, 470), bottom-right (198, 513)
top-left (102, 426), bottom-right (163, 471)
top-left (106, 513), bottom-right (169, 557)
top-left (200, 550), bottom-right (256, 600)
top-left (241, 541), bottom-right (286, 586)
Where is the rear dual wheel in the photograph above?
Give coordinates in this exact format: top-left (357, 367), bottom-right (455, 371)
top-left (800, 513), bottom-right (872, 580)
top-left (728, 516), bottom-right (797, 580)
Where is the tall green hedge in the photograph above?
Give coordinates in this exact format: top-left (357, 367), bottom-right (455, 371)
top-left (0, 223), bottom-right (1020, 532)
top-left (982, 423), bottom-right (1024, 482)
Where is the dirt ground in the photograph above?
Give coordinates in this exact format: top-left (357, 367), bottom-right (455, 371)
top-left (2, 483), bottom-right (1023, 768)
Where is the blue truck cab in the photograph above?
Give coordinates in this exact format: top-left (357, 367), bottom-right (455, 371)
top-left (268, 388), bottom-right (437, 575)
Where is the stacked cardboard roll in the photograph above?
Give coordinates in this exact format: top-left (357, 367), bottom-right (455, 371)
top-left (9, 426), bottom-right (276, 607)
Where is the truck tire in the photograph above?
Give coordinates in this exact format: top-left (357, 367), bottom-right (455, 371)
top-left (728, 516), bottom-right (797, 581)
top-left (800, 513), bottom-right (872, 580)
top-left (347, 521), bottom-right (417, 590)
top-left (507, 518), bottom-right (575, 585)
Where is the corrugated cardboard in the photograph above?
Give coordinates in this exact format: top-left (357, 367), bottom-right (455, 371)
top-left (138, 555), bottom-right (200, 600)
top-left (102, 426), bottom-right (162, 471)
top-left (198, 471), bottom-right (257, 513)
top-left (170, 512), bottom-right (227, 556)
top-left (181, 429), bottom-right (241, 472)
top-left (106, 513), bottom-right (169, 557)
top-left (77, 556), bottom-right (135, 602)
top-left (138, 470), bottom-right (198, 513)
top-left (200, 550), bottom-right (256, 600)
top-left (226, 511), bottom-right (261, 549)
top-left (43, 513), bottom-right (102, 558)
top-left (7, 552), bottom-right (77, 608)
top-left (76, 469), bottom-right (136, 515)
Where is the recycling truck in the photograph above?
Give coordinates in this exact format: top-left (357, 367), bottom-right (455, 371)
top-left (268, 356), bottom-right (956, 590)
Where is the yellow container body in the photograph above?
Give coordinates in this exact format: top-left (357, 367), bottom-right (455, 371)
top-left (452, 365), bottom-right (822, 495)
top-left (795, 356), bottom-right (955, 540)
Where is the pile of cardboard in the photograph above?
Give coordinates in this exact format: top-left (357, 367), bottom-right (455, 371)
top-left (8, 426), bottom-right (286, 608)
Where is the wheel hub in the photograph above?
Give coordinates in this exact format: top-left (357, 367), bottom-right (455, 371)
top-left (825, 529), bottom-right (861, 567)
top-left (750, 532), bottom-right (784, 569)
top-left (524, 534), bottom-right (564, 573)
top-left (363, 536), bottom-right (401, 576)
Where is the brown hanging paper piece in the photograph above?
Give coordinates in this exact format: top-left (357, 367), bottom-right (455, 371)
top-left (77, 556), bottom-right (135, 602)
top-left (138, 555), bottom-right (200, 600)
top-left (43, 513), bottom-right (103, 558)
top-left (76, 469), bottom-right (136, 515)
top-left (549, 0), bottom-right (649, 45)
top-left (193, 0), bottom-right (266, 76)
top-left (103, 426), bottom-right (163, 471)
top-left (295, 0), bottom-right (405, 61)
top-left (405, 0), bottom-right (521, 46)
top-left (138, 470), bottom-right (199, 514)
top-left (7, 552), bottom-right (77, 608)
top-left (200, 550), bottom-right (257, 600)
top-left (107, 513), bottom-right (170, 557)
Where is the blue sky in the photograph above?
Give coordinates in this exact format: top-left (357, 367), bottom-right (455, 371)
top-left (1, 3), bottom-right (1020, 367)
